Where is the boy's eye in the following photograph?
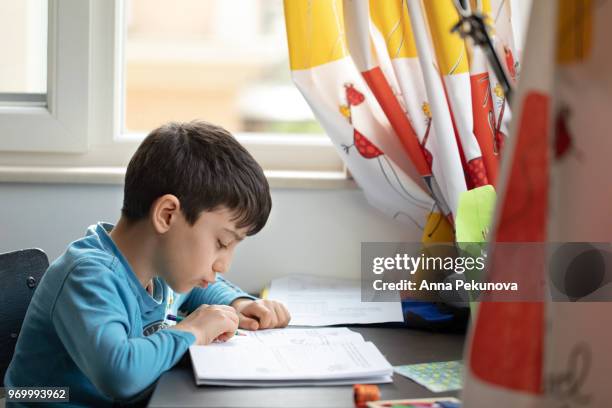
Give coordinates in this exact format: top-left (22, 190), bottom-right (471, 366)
top-left (217, 240), bottom-right (228, 250)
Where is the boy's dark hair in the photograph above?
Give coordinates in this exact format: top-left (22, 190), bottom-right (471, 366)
top-left (122, 120), bottom-right (271, 236)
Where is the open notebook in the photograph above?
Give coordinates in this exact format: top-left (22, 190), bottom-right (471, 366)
top-left (189, 328), bottom-right (393, 386)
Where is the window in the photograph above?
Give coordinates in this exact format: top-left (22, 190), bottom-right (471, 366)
top-left (124, 0), bottom-right (323, 136)
top-left (0, 0), bottom-right (344, 177)
top-left (0, 0), bottom-right (47, 95)
top-left (0, 0), bottom-right (91, 153)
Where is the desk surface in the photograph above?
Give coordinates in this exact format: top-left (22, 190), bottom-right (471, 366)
top-left (148, 327), bottom-right (465, 408)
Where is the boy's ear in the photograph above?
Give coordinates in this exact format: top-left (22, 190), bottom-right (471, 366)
top-left (151, 194), bottom-right (181, 233)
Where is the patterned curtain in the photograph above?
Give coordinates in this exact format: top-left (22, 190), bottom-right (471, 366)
top-left (283, 0), bottom-right (519, 240)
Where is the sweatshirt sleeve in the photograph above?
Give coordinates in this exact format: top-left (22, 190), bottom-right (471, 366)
top-left (180, 274), bottom-right (256, 313)
top-left (51, 259), bottom-right (195, 401)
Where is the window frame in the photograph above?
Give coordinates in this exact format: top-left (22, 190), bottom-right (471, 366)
top-left (0, 0), bottom-right (344, 178)
top-left (0, 0), bottom-right (90, 153)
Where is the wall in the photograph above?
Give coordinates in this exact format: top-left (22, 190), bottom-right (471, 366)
top-left (0, 183), bottom-right (421, 293)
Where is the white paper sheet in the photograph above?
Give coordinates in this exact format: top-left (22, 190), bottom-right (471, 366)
top-left (267, 275), bottom-right (404, 326)
top-left (234, 327), bottom-right (366, 345)
top-left (189, 327), bottom-right (394, 386)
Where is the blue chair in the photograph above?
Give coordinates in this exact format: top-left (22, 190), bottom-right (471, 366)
top-left (0, 249), bottom-right (49, 386)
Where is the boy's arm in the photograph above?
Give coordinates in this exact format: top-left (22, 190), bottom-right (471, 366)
top-left (180, 274), bottom-right (255, 313)
top-left (51, 260), bottom-right (195, 401)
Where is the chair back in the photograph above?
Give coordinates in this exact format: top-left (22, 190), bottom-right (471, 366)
top-left (0, 249), bottom-right (49, 384)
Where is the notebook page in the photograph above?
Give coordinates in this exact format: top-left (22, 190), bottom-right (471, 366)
top-left (190, 340), bottom-right (393, 381)
top-left (233, 327), bottom-right (366, 346)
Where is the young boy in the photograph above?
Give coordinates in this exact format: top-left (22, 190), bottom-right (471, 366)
top-left (4, 121), bottom-right (290, 406)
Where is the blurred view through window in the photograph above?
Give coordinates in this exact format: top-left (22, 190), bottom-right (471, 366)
top-left (0, 0), bottom-right (47, 96)
top-left (124, 0), bottom-right (323, 135)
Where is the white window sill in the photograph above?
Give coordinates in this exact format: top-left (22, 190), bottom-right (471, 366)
top-left (0, 166), bottom-right (357, 190)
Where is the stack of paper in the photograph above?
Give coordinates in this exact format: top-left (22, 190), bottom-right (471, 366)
top-left (190, 328), bottom-right (393, 386)
top-left (267, 275), bottom-right (403, 326)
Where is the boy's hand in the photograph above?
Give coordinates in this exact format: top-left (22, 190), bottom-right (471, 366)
top-left (230, 298), bottom-right (291, 330)
top-left (172, 304), bottom-right (239, 345)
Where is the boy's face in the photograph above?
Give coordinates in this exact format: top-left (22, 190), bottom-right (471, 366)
top-left (157, 207), bottom-right (248, 294)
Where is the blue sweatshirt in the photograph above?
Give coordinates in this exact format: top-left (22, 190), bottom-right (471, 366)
top-left (4, 223), bottom-right (254, 407)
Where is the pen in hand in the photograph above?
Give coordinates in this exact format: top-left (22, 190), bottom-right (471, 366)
top-left (166, 314), bottom-right (246, 337)
top-left (166, 313), bottom-right (184, 323)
